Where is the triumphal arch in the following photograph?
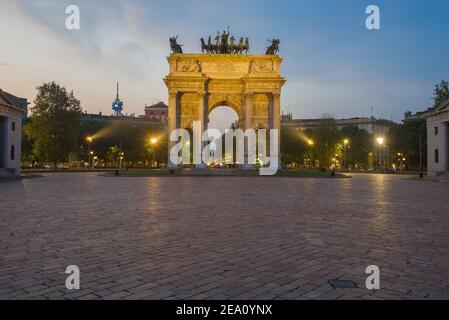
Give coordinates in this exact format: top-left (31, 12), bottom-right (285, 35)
top-left (164, 34), bottom-right (286, 168)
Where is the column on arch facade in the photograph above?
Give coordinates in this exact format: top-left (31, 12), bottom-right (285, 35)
top-left (167, 90), bottom-right (178, 169)
top-left (194, 91), bottom-right (208, 169)
top-left (272, 92), bottom-right (281, 169)
top-left (243, 92), bottom-right (255, 168)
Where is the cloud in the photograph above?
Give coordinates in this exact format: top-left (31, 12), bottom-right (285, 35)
top-left (1, 0), bottom-right (445, 121)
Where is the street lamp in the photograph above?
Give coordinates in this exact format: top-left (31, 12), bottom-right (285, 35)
top-left (343, 139), bottom-right (349, 171)
top-left (87, 136), bottom-right (93, 169)
top-left (148, 137), bottom-right (159, 168)
top-left (376, 136), bottom-right (385, 169)
top-left (119, 152), bottom-right (124, 169)
top-left (90, 151), bottom-right (94, 169)
top-left (306, 139), bottom-right (315, 169)
top-left (376, 137), bottom-right (385, 146)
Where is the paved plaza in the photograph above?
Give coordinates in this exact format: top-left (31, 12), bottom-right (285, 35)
top-left (1, 173), bottom-right (449, 300)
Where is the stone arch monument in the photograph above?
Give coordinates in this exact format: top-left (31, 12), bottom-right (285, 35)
top-left (164, 37), bottom-right (286, 168)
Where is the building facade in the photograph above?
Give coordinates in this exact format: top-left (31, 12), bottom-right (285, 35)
top-left (281, 116), bottom-right (395, 136)
top-left (426, 100), bottom-right (449, 178)
top-left (0, 89), bottom-right (27, 176)
top-left (82, 112), bottom-right (166, 126)
top-left (144, 102), bottom-right (168, 122)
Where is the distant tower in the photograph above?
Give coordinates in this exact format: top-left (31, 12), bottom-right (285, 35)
top-left (112, 82), bottom-right (123, 116)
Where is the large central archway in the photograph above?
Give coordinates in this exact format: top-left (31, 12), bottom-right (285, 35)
top-left (208, 105), bottom-right (240, 134)
top-left (208, 105), bottom-right (240, 167)
top-left (164, 53), bottom-right (285, 168)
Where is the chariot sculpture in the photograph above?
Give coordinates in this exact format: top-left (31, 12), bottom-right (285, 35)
top-left (200, 30), bottom-right (249, 54)
top-left (169, 32), bottom-right (280, 55)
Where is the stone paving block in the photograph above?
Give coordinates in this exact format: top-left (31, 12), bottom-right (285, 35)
top-left (1, 173), bottom-right (449, 300)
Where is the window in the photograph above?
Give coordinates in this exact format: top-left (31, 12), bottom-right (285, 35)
top-left (434, 126), bottom-right (439, 136)
top-left (10, 145), bottom-right (15, 160)
top-left (12, 121), bottom-right (15, 132)
top-left (435, 149), bottom-right (439, 164)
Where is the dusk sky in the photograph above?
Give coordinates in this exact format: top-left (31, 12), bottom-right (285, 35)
top-left (1, 0), bottom-right (448, 121)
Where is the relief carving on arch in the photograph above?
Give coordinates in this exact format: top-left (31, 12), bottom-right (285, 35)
top-left (252, 94), bottom-right (270, 118)
top-left (250, 60), bottom-right (274, 74)
top-left (179, 60), bottom-right (202, 73)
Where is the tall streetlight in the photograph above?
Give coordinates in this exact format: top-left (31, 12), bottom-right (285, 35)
top-left (376, 136), bottom-right (385, 169)
top-left (306, 139), bottom-right (314, 169)
top-left (376, 137), bottom-right (385, 146)
top-left (343, 139), bottom-right (349, 171)
top-left (119, 152), bottom-right (124, 169)
top-left (87, 136), bottom-right (93, 169)
top-left (148, 137), bottom-right (158, 168)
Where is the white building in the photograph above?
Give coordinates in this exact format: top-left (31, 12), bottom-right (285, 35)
top-left (281, 116), bottom-right (395, 135)
top-left (0, 89), bottom-right (27, 176)
top-left (426, 99), bottom-right (449, 178)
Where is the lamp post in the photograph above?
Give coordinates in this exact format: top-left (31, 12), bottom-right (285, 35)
top-left (87, 137), bottom-right (93, 169)
top-left (307, 139), bottom-right (314, 169)
top-left (343, 139), bottom-right (349, 171)
top-left (118, 139), bottom-right (123, 169)
top-left (148, 137), bottom-right (158, 168)
top-left (376, 137), bottom-right (385, 170)
top-left (119, 152), bottom-right (124, 170)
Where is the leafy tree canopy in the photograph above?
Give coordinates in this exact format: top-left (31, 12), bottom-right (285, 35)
top-left (24, 81), bottom-right (82, 168)
top-left (433, 80), bottom-right (449, 108)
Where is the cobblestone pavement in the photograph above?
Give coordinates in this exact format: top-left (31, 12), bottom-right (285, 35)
top-left (1, 173), bottom-right (449, 300)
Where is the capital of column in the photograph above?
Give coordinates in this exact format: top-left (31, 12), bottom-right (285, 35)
top-left (169, 91), bottom-right (178, 100)
top-left (197, 91), bottom-right (207, 99)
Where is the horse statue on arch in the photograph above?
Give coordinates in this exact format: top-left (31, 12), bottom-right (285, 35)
top-left (229, 36), bottom-right (238, 54)
top-left (169, 36), bottom-right (183, 53)
top-left (243, 37), bottom-right (250, 54)
top-left (266, 39), bottom-right (280, 55)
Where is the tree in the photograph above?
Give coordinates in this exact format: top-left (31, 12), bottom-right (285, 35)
top-left (280, 127), bottom-right (308, 167)
top-left (21, 117), bottom-right (34, 166)
top-left (433, 80), bottom-right (449, 108)
top-left (340, 126), bottom-right (371, 168)
top-left (387, 119), bottom-right (427, 170)
top-left (79, 120), bottom-right (167, 168)
top-left (24, 82), bottom-right (82, 169)
top-left (313, 117), bottom-right (341, 168)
